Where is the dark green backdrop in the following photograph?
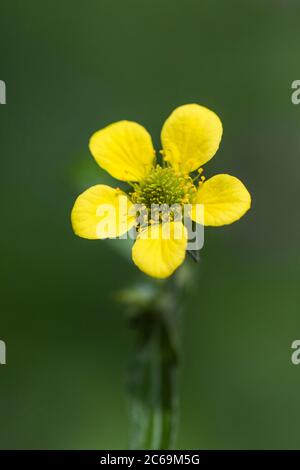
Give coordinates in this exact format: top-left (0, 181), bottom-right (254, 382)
top-left (1, 0), bottom-right (300, 449)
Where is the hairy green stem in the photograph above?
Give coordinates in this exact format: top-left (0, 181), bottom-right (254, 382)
top-left (119, 267), bottom-right (192, 450)
top-left (128, 308), bottom-right (179, 450)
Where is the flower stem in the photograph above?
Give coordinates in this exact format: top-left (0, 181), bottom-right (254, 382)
top-left (119, 267), bottom-right (191, 450)
top-left (126, 276), bottom-right (182, 450)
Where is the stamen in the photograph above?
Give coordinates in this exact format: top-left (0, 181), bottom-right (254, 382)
top-left (130, 166), bottom-right (197, 223)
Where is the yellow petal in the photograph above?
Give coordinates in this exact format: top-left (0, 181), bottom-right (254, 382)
top-left (132, 222), bottom-right (187, 279)
top-left (161, 104), bottom-right (223, 173)
top-left (191, 174), bottom-right (251, 226)
top-left (71, 185), bottom-right (135, 239)
top-left (89, 121), bottom-right (155, 181)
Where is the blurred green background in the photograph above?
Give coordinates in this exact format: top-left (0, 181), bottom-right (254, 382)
top-left (1, 0), bottom-right (300, 449)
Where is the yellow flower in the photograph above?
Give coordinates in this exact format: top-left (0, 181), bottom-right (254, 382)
top-left (71, 104), bottom-right (251, 278)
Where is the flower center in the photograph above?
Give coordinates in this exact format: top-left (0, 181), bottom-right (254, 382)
top-left (131, 166), bottom-right (196, 209)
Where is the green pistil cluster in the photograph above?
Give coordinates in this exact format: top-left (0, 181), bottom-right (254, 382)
top-left (131, 165), bottom-right (196, 211)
